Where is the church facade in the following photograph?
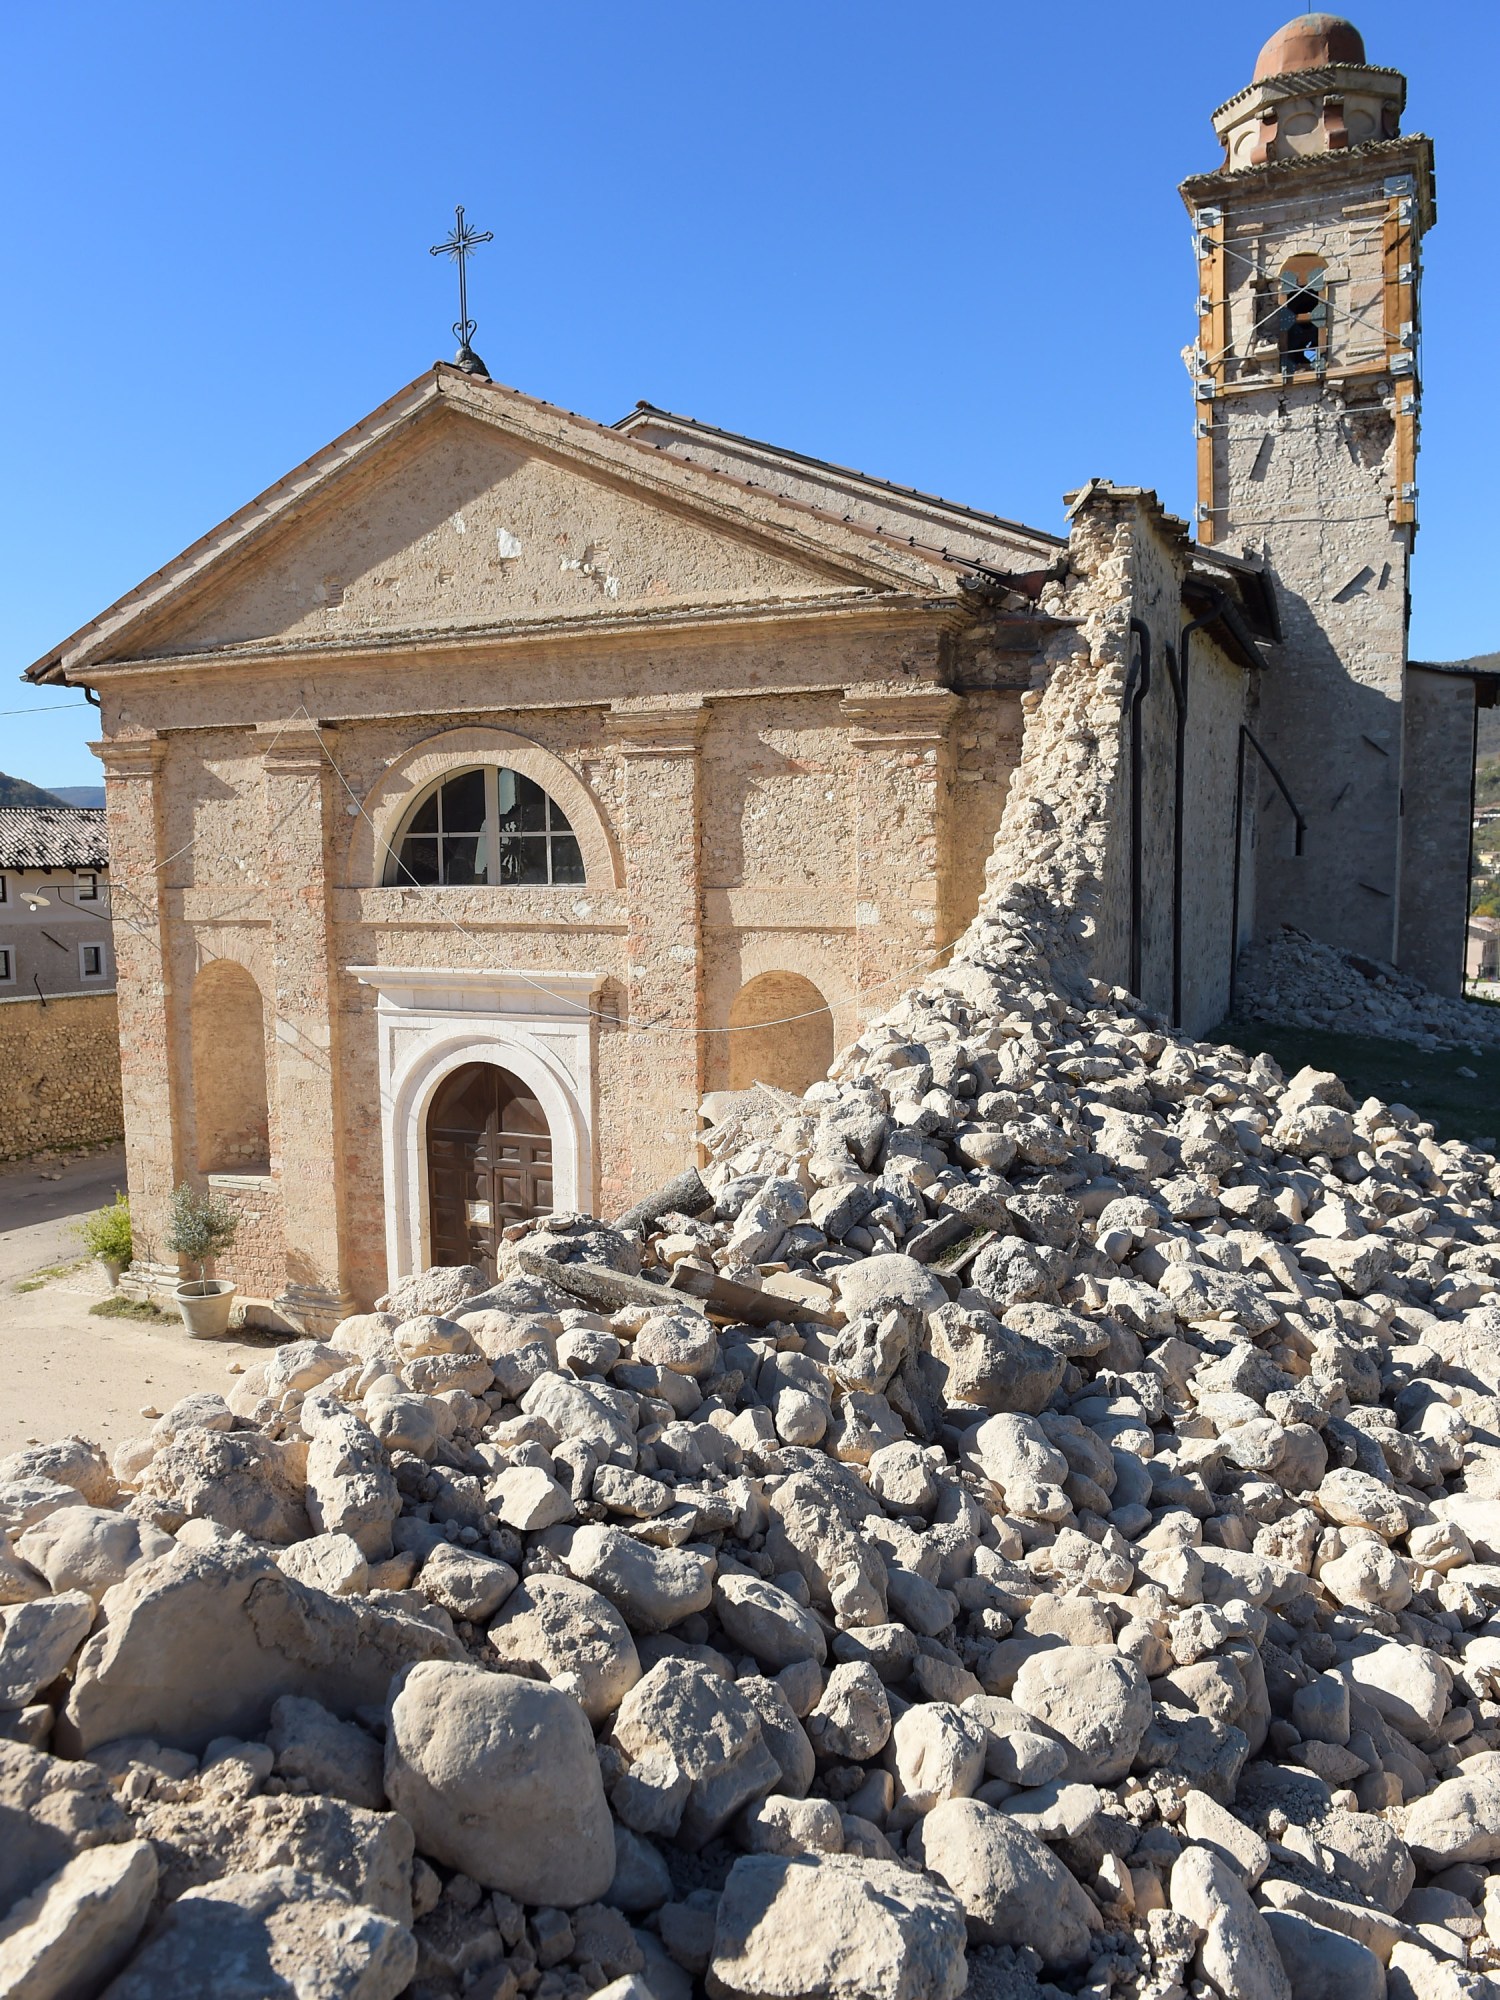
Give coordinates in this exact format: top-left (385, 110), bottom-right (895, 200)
top-left (24, 14), bottom-right (1488, 1327)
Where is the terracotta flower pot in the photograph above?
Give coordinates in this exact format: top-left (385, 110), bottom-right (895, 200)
top-left (173, 1279), bottom-right (236, 1338)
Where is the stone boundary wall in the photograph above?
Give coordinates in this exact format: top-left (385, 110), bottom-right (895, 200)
top-left (0, 991), bottom-right (124, 1161)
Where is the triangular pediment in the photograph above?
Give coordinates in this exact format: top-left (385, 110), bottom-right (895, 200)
top-left (36, 371), bottom-right (956, 678)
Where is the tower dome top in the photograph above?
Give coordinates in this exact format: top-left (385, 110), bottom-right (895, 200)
top-left (1253, 13), bottom-right (1367, 81)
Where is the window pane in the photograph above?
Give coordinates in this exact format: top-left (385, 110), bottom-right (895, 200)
top-left (550, 833), bottom-right (585, 884)
top-left (442, 769), bottom-right (487, 832)
top-left (396, 836), bottom-right (440, 885)
top-left (516, 773), bottom-right (548, 832)
top-left (497, 835), bottom-right (550, 885)
top-left (441, 836), bottom-right (484, 886)
top-left (408, 791), bottom-right (440, 835)
top-left (547, 797), bottom-right (577, 837)
top-left (496, 767), bottom-right (520, 832)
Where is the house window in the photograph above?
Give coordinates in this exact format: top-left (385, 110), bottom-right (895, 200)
top-left (384, 767), bottom-right (585, 888)
top-left (75, 872), bottom-right (100, 902)
top-left (0, 875), bottom-right (8, 904)
top-left (79, 943), bottom-right (105, 980)
top-left (1279, 256), bottom-right (1329, 379)
top-left (0, 947), bottom-right (13, 985)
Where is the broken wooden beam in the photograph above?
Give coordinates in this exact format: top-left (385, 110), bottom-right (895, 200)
top-left (513, 1250), bottom-right (701, 1317)
top-left (613, 1167), bottom-right (714, 1237)
top-left (667, 1262), bottom-right (838, 1327)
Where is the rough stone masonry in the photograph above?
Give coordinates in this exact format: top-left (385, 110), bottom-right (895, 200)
top-left (8, 219), bottom-right (1500, 2000)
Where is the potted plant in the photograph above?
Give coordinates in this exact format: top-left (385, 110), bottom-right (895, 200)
top-left (78, 1191), bottom-right (132, 1288)
top-left (165, 1181), bottom-right (241, 1338)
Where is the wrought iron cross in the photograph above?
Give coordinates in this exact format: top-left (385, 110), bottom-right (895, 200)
top-left (430, 205), bottom-right (494, 372)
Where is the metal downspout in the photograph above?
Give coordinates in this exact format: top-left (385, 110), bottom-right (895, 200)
top-left (1125, 620), bottom-right (1153, 1000)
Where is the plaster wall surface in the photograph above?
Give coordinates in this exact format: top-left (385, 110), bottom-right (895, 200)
top-left (0, 867), bottom-right (115, 1000)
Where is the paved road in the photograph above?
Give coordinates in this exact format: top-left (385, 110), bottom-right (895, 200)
top-left (0, 1145), bottom-right (128, 1292)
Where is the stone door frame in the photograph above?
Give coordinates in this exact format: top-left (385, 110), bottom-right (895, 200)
top-left (348, 964), bottom-right (603, 1288)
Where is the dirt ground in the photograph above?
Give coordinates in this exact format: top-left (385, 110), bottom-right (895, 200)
top-left (0, 1262), bottom-right (277, 1457)
top-left (0, 1148), bottom-right (278, 1457)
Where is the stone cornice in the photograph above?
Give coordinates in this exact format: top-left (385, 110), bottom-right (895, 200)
top-left (64, 589), bottom-right (973, 686)
top-left (609, 695), bottom-right (709, 757)
top-left (90, 734), bottom-right (164, 780)
top-left (1179, 132), bottom-right (1435, 227)
top-left (840, 688), bottom-right (964, 747)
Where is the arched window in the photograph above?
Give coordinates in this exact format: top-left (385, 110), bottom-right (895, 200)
top-left (384, 767), bottom-right (585, 887)
top-left (1278, 256), bottom-right (1328, 379)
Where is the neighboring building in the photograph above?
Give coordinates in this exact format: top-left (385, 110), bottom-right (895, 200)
top-left (18, 12), bottom-right (1486, 1323)
top-left (1469, 918), bottom-right (1500, 986)
top-left (0, 807), bottom-right (123, 1158)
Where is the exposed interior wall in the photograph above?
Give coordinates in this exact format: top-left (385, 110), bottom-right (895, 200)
top-left (191, 960), bottom-right (271, 1172)
top-left (1398, 667), bottom-right (1477, 997)
top-left (0, 992), bottom-right (123, 1160)
top-left (727, 972), bottom-right (835, 1095)
top-left (1048, 494), bottom-right (1256, 1036)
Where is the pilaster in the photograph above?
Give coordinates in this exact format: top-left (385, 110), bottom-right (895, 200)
top-left (841, 689), bottom-right (962, 1015)
top-left (259, 720), bottom-right (353, 1331)
top-left (611, 696), bottom-right (706, 1196)
top-left (92, 734), bottom-right (180, 1296)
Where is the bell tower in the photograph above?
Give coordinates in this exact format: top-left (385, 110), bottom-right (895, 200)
top-left (1180, 14), bottom-right (1435, 965)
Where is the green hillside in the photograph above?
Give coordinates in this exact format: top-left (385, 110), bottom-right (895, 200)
top-left (0, 772), bottom-right (67, 809)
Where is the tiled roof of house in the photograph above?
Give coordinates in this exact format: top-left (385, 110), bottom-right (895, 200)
top-left (0, 806), bottom-right (108, 870)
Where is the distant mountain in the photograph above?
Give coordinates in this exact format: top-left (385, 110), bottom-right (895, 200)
top-left (47, 785), bottom-right (106, 809)
top-left (0, 772), bottom-right (67, 809)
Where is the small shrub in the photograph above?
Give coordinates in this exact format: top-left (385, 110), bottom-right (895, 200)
top-left (164, 1181), bottom-right (240, 1285)
top-left (79, 1192), bottom-right (132, 1267)
top-left (89, 1295), bottom-right (175, 1322)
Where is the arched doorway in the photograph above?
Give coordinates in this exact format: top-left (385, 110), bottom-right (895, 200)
top-left (728, 971), bottom-right (835, 1096)
top-left (426, 1063), bottom-right (553, 1279)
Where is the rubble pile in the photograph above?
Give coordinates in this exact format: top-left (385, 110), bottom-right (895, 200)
top-left (6, 550), bottom-right (1500, 1998)
top-left (1235, 927), bottom-right (1500, 1053)
top-left (7, 966), bottom-right (1500, 2000)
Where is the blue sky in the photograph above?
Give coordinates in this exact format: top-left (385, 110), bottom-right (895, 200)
top-left (4, 0), bottom-right (1496, 789)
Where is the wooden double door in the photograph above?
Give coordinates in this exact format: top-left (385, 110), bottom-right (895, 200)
top-left (426, 1062), bottom-right (553, 1281)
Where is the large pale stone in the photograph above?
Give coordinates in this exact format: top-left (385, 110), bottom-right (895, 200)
top-left (15, 1509), bottom-right (171, 1602)
top-left (301, 1397), bottom-right (400, 1560)
top-left (1170, 1845), bottom-right (1290, 2000)
top-left (564, 1524), bottom-right (715, 1632)
top-left (1011, 1645), bottom-right (1152, 1783)
top-left (612, 1658), bottom-right (780, 1845)
top-left (912, 1797), bottom-right (1099, 1967)
top-left (59, 1541), bottom-right (462, 1754)
top-left (1402, 1775), bottom-right (1500, 1866)
top-left (0, 1743), bottom-right (132, 1918)
top-left (714, 1573), bottom-right (827, 1670)
top-left (706, 1853), bottom-right (967, 2000)
top-left (0, 1593), bottom-right (95, 1708)
top-left (134, 1791), bottom-right (411, 1923)
top-left (0, 1838), bottom-right (157, 1999)
top-left (98, 1864), bottom-right (416, 1999)
top-left (132, 1430), bottom-right (310, 1544)
top-left (384, 1662), bottom-right (615, 1905)
top-left (487, 1573), bottom-right (640, 1723)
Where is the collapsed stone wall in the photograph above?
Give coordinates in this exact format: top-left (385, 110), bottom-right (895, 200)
top-left (0, 991), bottom-right (124, 1162)
top-left (7, 514), bottom-right (1500, 1998)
